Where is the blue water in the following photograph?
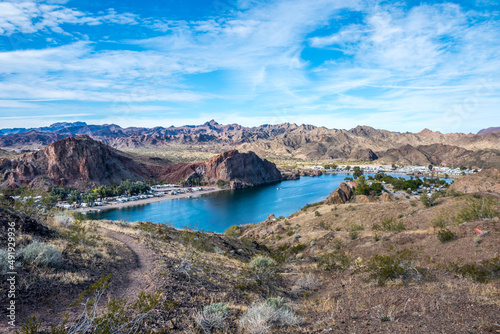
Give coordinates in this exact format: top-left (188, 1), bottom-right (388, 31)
top-left (87, 173), bottom-right (452, 233)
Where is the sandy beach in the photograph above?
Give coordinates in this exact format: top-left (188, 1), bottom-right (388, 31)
top-left (77, 187), bottom-right (224, 213)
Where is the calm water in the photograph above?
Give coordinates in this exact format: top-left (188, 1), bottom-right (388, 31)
top-left (88, 173), bottom-right (452, 233)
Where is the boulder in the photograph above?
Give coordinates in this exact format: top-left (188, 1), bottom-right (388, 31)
top-left (325, 182), bottom-right (354, 205)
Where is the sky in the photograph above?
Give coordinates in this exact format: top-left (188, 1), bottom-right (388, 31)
top-left (0, 0), bottom-right (499, 133)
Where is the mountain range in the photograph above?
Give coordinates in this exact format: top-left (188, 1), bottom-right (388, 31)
top-left (1, 121), bottom-right (499, 168)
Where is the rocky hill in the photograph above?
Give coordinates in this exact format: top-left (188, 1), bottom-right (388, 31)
top-left (477, 127), bottom-right (500, 135)
top-left (0, 135), bottom-right (172, 189)
top-left (1, 121), bottom-right (500, 167)
top-left (449, 168), bottom-right (500, 194)
top-left (160, 150), bottom-right (283, 189)
top-left (0, 136), bottom-right (281, 190)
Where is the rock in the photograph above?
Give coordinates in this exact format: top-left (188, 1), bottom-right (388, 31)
top-left (380, 192), bottom-right (395, 202)
top-left (265, 214), bottom-right (277, 223)
top-left (161, 150), bottom-right (283, 189)
top-left (281, 172), bottom-right (300, 180)
top-left (0, 135), bottom-right (172, 190)
top-left (325, 182), bottom-right (354, 205)
top-left (299, 169), bottom-right (323, 177)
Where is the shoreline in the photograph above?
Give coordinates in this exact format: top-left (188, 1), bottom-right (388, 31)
top-left (77, 187), bottom-right (224, 213)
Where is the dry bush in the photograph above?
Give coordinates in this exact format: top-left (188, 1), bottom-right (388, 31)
top-left (239, 298), bottom-right (299, 334)
top-left (17, 241), bottom-right (63, 268)
top-left (194, 303), bottom-right (229, 333)
top-left (293, 273), bottom-right (320, 292)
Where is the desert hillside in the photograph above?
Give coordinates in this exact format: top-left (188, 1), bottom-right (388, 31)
top-left (1, 168), bottom-right (499, 333)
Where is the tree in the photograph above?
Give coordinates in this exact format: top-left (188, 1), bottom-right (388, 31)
top-left (354, 176), bottom-right (370, 195)
top-left (428, 165), bottom-right (433, 172)
top-left (353, 166), bottom-right (363, 179)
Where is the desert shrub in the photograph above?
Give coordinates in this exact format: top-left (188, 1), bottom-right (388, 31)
top-left (432, 215), bottom-right (447, 229)
top-left (317, 250), bottom-right (350, 271)
top-left (225, 225), bottom-right (241, 237)
top-left (447, 257), bottom-right (500, 283)
top-left (60, 275), bottom-right (162, 333)
top-left (420, 193), bottom-right (436, 208)
top-left (437, 228), bottom-right (456, 243)
top-left (0, 249), bottom-right (9, 275)
top-left (244, 256), bottom-right (280, 293)
top-left (374, 217), bottom-right (406, 232)
top-left (455, 197), bottom-right (498, 223)
top-left (271, 244), bottom-right (305, 263)
top-left (301, 201), bottom-right (324, 211)
top-left (54, 215), bottom-right (74, 227)
top-left (367, 249), bottom-right (420, 285)
top-left (239, 298), bottom-right (299, 334)
top-left (315, 211), bottom-right (321, 217)
top-left (195, 303), bottom-right (229, 333)
top-left (62, 219), bottom-right (96, 246)
top-left (350, 223), bottom-right (364, 231)
top-left (293, 273), bottom-right (320, 291)
top-left (17, 315), bottom-right (42, 334)
top-left (446, 188), bottom-right (464, 197)
top-left (17, 241), bottom-right (63, 268)
top-left (349, 231), bottom-right (359, 240)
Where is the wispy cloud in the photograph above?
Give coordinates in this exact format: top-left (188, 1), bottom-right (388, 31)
top-left (0, 0), bottom-right (498, 132)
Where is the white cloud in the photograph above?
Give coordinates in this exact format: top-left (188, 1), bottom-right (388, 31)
top-left (0, 1), bottom-right (138, 36)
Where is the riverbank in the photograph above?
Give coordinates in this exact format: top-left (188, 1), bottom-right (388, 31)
top-left (78, 187), bottom-right (224, 213)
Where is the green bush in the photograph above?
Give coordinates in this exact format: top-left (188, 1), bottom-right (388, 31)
top-left (349, 231), bottom-right (359, 240)
top-left (432, 215), bottom-right (447, 229)
top-left (244, 256), bottom-right (281, 293)
top-left (455, 197), bottom-right (498, 223)
top-left (447, 257), bottom-right (500, 283)
top-left (437, 228), bottom-right (456, 243)
top-left (420, 193), bottom-right (436, 208)
top-left (216, 179), bottom-right (230, 188)
top-left (17, 241), bottom-right (63, 268)
top-left (367, 249), bottom-right (418, 285)
top-left (350, 223), bottom-right (364, 231)
top-left (225, 225), bottom-right (241, 237)
top-left (374, 218), bottom-right (406, 232)
top-left (317, 250), bottom-right (350, 271)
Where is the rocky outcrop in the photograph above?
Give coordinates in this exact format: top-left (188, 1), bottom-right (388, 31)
top-left (0, 135), bottom-right (172, 189)
top-left (281, 172), bottom-right (300, 180)
top-left (349, 148), bottom-right (378, 161)
top-left (449, 168), bottom-right (500, 194)
top-left (160, 150), bottom-right (283, 189)
top-left (299, 169), bottom-right (323, 177)
top-left (325, 182), bottom-right (354, 205)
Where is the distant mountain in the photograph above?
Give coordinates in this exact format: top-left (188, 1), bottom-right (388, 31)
top-left (477, 127), bottom-right (500, 135)
top-left (0, 121), bottom-right (88, 136)
top-left (1, 121), bottom-right (499, 168)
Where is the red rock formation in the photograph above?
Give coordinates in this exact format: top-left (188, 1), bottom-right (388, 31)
top-left (325, 182), bottom-right (354, 205)
top-left (0, 135), bottom-right (171, 189)
top-left (160, 150), bottom-right (283, 189)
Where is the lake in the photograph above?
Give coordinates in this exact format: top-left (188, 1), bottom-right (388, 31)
top-left (88, 173), bottom-right (452, 233)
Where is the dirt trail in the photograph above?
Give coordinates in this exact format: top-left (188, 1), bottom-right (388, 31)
top-left (100, 228), bottom-right (158, 300)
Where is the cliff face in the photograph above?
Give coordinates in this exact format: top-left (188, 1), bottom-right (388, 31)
top-left (160, 150), bottom-right (283, 189)
top-left (0, 135), bottom-right (171, 189)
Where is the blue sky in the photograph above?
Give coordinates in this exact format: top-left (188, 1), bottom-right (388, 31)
top-left (0, 0), bottom-right (499, 133)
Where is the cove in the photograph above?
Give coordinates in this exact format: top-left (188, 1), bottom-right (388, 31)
top-left (87, 173), bottom-right (452, 233)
